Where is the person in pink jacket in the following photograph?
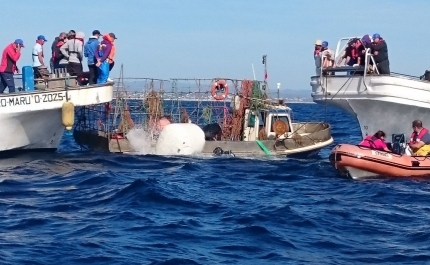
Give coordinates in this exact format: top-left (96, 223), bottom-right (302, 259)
top-left (359, 130), bottom-right (390, 151)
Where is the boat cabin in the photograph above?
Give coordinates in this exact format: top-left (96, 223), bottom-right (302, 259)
top-left (242, 105), bottom-right (293, 141)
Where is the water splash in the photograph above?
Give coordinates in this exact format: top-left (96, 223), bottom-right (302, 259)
top-left (126, 127), bottom-right (154, 155)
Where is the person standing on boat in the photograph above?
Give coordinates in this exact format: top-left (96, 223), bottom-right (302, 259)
top-left (371, 33), bottom-right (390, 75)
top-left (84, 30), bottom-right (101, 84)
top-left (409, 120), bottom-right (430, 156)
top-left (107, 33), bottom-right (117, 82)
top-left (51, 32), bottom-right (67, 71)
top-left (0, 39), bottom-right (23, 93)
top-left (95, 33), bottom-right (113, 84)
top-left (320, 41), bottom-right (334, 68)
top-left (32, 35), bottom-right (49, 81)
top-left (60, 31), bottom-right (85, 77)
top-left (359, 130), bottom-right (390, 151)
top-left (314, 39), bottom-right (322, 75)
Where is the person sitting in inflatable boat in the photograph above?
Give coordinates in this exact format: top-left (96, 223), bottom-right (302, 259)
top-left (409, 120), bottom-right (430, 156)
top-left (359, 130), bottom-right (390, 152)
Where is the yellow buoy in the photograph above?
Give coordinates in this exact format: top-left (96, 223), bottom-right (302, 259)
top-left (62, 102), bottom-right (75, 130)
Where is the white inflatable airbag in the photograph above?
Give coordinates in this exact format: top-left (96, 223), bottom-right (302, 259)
top-left (155, 123), bottom-right (205, 156)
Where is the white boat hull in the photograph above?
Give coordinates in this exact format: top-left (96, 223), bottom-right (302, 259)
top-left (0, 84), bottom-right (114, 152)
top-left (311, 74), bottom-right (430, 140)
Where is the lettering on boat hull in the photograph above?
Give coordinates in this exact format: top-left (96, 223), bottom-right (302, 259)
top-left (0, 92), bottom-right (67, 108)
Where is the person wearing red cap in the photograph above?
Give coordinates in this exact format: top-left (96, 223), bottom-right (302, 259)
top-left (0, 39), bottom-right (23, 93)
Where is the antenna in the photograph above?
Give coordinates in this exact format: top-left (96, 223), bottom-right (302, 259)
top-left (251, 63), bottom-right (256, 80)
top-left (262, 55), bottom-right (267, 91)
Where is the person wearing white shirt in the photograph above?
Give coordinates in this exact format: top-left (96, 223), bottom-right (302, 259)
top-left (32, 35), bottom-right (49, 81)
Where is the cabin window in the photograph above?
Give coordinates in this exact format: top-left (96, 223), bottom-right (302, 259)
top-left (270, 115), bottom-right (290, 132)
top-left (248, 114), bottom-right (256, 127)
top-left (260, 111), bottom-right (266, 126)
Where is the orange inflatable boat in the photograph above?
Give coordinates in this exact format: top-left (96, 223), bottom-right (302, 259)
top-left (329, 144), bottom-right (430, 179)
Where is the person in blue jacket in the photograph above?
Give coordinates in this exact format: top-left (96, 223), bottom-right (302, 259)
top-left (84, 30), bottom-right (101, 84)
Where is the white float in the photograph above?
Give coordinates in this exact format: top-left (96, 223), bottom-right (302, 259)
top-left (155, 123), bottom-right (205, 156)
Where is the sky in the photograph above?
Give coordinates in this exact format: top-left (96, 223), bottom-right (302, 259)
top-left (2, 0), bottom-right (429, 94)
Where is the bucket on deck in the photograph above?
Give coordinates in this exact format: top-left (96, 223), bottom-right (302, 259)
top-left (22, 66), bottom-right (34, 91)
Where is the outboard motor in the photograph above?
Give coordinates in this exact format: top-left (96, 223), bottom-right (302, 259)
top-left (212, 147), bottom-right (235, 157)
top-left (391, 134), bottom-right (406, 155)
top-left (202, 123), bottom-right (222, 141)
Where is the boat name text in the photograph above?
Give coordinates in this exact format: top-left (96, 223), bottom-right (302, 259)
top-left (0, 92), bottom-right (67, 107)
top-left (371, 150), bottom-right (392, 159)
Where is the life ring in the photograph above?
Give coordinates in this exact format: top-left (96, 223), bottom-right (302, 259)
top-left (211, 80), bottom-right (229, 100)
top-left (273, 120), bottom-right (289, 136)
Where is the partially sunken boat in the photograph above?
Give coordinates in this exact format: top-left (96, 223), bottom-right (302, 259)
top-left (0, 68), bottom-right (113, 153)
top-left (73, 66), bottom-right (333, 157)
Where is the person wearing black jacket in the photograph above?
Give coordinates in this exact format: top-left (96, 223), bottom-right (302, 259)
top-left (51, 32), bottom-right (67, 72)
top-left (371, 33), bottom-right (390, 75)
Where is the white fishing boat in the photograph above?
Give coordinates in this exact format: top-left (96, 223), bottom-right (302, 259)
top-left (0, 72), bottom-right (113, 153)
top-left (310, 36), bottom-right (430, 141)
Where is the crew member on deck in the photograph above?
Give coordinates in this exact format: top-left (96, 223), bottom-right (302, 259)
top-left (32, 35), bottom-right (49, 80)
top-left (359, 130), bottom-right (390, 151)
top-left (409, 120), bottom-right (430, 156)
top-left (371, 33), bottom-right (390, 75)
top-left (84, 30), bottom-right (101, 84)
top-left (51, 32), bottom-right (67, 71)
top-left (314, 39), bottom-right (322, 75)
top-left (95, 33), bottom-right (114, 84)
top-left (107, 32), bottom-right (117, 82)
top-left (60, 32), bottom-right (85, 77)
top-left (0, 39), bottom-right (23, 93)
top-left (321, 41), bottom-right (334, 68)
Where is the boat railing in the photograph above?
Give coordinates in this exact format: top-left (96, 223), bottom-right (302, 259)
top-left (334, 36), bottom-right (359, 63)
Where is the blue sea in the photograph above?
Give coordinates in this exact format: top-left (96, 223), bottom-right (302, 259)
top-left (1, 103), bottom-right (430, 265)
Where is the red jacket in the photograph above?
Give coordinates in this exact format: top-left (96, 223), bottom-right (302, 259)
top-left (0, 43), bottom-right (21, 73)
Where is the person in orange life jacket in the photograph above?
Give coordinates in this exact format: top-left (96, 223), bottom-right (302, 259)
top-left (95, 34), bottom-right (114, 84)
top-left (371, 33), bottom-right (390, 75)
top-left (84, 30), bottom-right (101, 85)
top-left (51, 32), bottom-right (67, 71)
top-left (409, 120), bottom-right (430, 156)
top-left (342, 39), bottom-right (359, 66)
top-left (60, 31), bottom-right (85, 77)
top-left (107, 33), bottom-right (117, 82)
top-left (359, 130), bottom-right (390, 151)
top-left (32, 35), bottom-right (49, 80)
top-left (0, 39), bottom-right (23, 93)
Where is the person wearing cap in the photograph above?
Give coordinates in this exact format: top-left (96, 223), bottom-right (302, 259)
top-left (95, 33), bottom-right (114, 83)
top-left (371, 33), bottom-right (390, 74)
top-left (84, 30), bottom-right (101, 84)
top-left (32, 35), bottom-right (49, 80)
top-left (320, 41), bottom-right (334, 69)
top-left (314, 39), bottom-right (322, 75)
top-left (60, 31), bottom-right (85, 77)
top-left (0, 39), bottom-right (23, 93)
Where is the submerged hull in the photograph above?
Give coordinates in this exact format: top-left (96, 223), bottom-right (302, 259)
top-left (83, 122), bottom-right (334, 158)
top-left (329, 144), bottom-right (430, 179)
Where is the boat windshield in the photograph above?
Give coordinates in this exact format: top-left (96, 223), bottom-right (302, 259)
top-left (270, 115), bottom-right (290, 132)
